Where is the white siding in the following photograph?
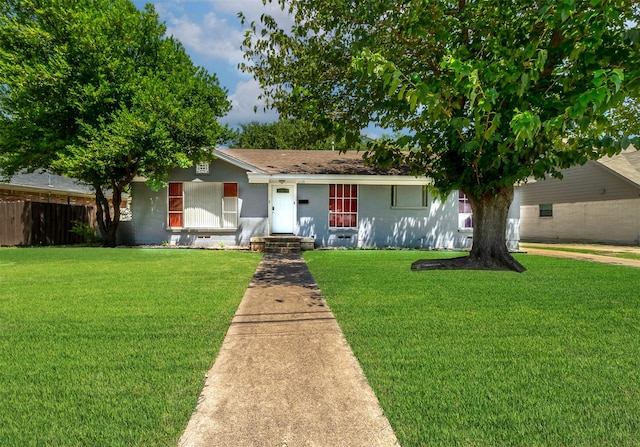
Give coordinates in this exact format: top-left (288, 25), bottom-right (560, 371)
top-left (521, 161), bottom-right (640, 205)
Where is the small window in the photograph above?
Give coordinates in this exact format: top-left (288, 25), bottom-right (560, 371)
top-left (195, 162), bottom-right (210, 174)
top-left (329, 184), bottom-right (358, 228)
top-left (458, 191), bottom-right (473, 229)
top-left (392, 185), bottom-right (428, 208)
top-left (539, 204), bottom-right (553, 217)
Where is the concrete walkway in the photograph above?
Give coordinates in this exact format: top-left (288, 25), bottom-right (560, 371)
top-left (178, 254), bottom-right (399, 447)
top-left (520, 243), bottom-right (640, 268)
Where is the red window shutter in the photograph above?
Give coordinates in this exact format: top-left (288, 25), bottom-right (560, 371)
top-left (169, 182), bottom-right (183, 196)
top-left (168, 197), bottom-right (183, 211)
top-left (224, 183), bottom-right (238, 197)
top-left (169, 213), bottom-right (183, 228)
top-left (168, 182), bottom-right (183, 228)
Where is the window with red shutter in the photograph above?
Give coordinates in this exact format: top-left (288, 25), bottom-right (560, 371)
top-left (167, 182), bottom-right (238, 229)
top-left (329, 184), bottom-right (358, 228)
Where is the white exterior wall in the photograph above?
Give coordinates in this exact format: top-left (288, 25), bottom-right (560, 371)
top-left (521, 198), bottom-right (640, 244)
top-left (126, 159), bottom-right (521, 249)
top-left (297, 185), bottom-right (520, 250)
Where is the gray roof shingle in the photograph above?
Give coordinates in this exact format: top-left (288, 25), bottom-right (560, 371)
top-left (1, 170), bottom-right (95, 195)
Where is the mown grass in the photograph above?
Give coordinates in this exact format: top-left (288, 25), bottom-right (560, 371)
top-left (304, 250), bottom-right (640, 447)
top-left (0, 247), bottom-right (261, 447)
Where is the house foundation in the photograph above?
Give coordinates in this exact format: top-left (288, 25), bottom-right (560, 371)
top-left (250, 236), bottom-right (315, 254)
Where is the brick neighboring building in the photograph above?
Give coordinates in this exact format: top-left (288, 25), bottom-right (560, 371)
top-left (520, 147), bottom-right (640, 245)
top-left (0, 170), bottom-right (96, 206)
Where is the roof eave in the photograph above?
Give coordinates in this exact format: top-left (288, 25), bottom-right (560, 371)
top-left (0, 183), bottom-right (99, 198)
top-left (593, 159), bottom-right (640, 190)
top-left (247, 173), bottom-right (432, 185)
top-left (213, 148), bottom-right (268, 174)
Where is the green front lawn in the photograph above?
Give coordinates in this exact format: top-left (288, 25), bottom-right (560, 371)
top-left (0, 248), bottom-right (261, 446)
top-left (304, 250), bottom-right (640, 447)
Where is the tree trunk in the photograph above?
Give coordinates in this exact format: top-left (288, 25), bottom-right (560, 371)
top-left (411, 186), bottom-right (525, 272)
top-left (95, 185), bottom-right (121, 248)
top-left (466, 186), bottom-right (525, 272)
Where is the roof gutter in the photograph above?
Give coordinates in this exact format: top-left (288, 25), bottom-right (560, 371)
top-left (247, 173), bottom-right (432, 185)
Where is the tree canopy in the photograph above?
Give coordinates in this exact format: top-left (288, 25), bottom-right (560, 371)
top-left (242, 0), bottom-right (639, 271)
top-left (0, 0), bottom-right (232, 246)
top-left (230, 119), bottom-right (366, 150)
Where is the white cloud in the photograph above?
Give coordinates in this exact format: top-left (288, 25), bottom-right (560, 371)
top-left (210, 0), bottom-right (293, 28)
top-left (164, 12), bottom-right (244, 64)
top-left (222, 79), bottom-right (279, 126)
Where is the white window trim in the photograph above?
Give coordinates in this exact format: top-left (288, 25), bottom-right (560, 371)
top-left (167, 181), bottom-right (238, 231)
top-left (195, 162), bottom-right (210, 174)
top-left (328, 184), bottom-right (358, 230)
top-left (458, 191), bottom-right (473, 230)
top-left (391, 185), bottom-right (429, 210)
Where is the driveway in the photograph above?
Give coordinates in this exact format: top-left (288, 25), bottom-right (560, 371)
top-left (520, 243), bottom-right (640, 268)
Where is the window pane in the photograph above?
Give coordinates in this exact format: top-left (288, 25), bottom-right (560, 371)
top-left (464, 216), bottom-right (473, 228)
top-left (539, 204), bottom-right (553, 217)
top-left (329, 184), bottom-right (358, 228)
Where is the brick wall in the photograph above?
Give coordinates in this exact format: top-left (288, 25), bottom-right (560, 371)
top-left (521, 198), bottom-right (640, 245)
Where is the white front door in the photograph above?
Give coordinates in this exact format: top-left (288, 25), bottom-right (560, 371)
top-left (271, 184), bottom-right (295, 233)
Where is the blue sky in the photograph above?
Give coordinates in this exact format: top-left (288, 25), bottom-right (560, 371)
top-left (131, 0), bottom-right (288, 127)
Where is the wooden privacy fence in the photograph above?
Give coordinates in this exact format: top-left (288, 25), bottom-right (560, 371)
top-left (0, 201), bottom-right (96, 246)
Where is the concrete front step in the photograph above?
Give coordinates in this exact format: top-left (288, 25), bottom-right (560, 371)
top-left (250, 236), bottom-right (315, 253)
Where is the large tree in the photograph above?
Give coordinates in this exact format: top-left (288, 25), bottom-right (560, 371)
top-left (230, 118), bottom-right (366, 150)
top-left (242, 0), bottom-right (639, 271)
top-left (0, 0), bottom-right (232, 246)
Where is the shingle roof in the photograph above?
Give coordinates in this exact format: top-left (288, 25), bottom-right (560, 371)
top-left (597, 146), bottom-right (640, 187)
top-left (0, 170), bottom-right (95, 195)
top-left (215, 149), bottom-right (412, 176)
